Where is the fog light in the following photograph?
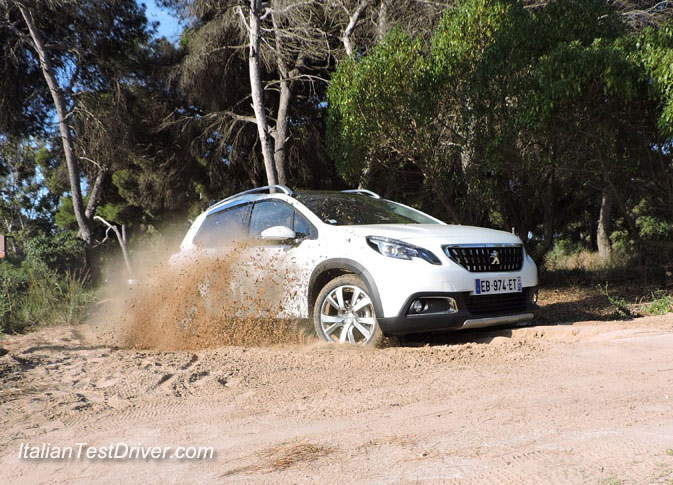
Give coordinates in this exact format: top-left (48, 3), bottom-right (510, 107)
top-left (408, 297), bottom-right (459, 315)
top-left (410, 299), bottom-right (426, 313)
top-left (447, 297), bottom-right (458, 313)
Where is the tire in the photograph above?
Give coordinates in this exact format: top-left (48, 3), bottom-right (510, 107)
top-left (313, 274), bottom-right (383, 346)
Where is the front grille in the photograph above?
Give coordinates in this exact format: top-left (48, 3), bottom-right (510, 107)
top-left (465, 292), bottom-right (527, 316)
top-left (444, 245), bottom-right (523, 273)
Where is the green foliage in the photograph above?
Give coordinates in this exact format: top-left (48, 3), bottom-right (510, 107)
top-left (430, 0), bottom-right (525, 74)
top-left (637, 215), bottom-right (673, 240)
top-left (633, 198), bottom-right (673, 241)
top-left (24, 231), bottom-right (85, 274)
top-left (328, 29), bottom-right (430, 184)
top-left (0, 260), bottom-right (94, 335)
top-left (0, 229), bottom-right (90, 335)
top-left (54, 196), bottom-right (78, 231)
top-left (525, 39), bottom-right (641, 124)
top-left (0, 139), bottom-right (58, 243)
top-left (0, 0), bottom-right (152, 140)
top-left (545, 239), bottom-right (585, 263)
top-left (635, 24), bottom-right (673, 137)
top-left (598, 283), bottom-right (635, 319)
top-left (328, 0), bottom-right (669, 261)
top-left (532, 0), bottom-right (624, 46)
top-left (641, 290), bottom-right (673, 315)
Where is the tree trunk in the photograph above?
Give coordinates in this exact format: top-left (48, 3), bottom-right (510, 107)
top-left (18, 4), bottom-right (93, 245)
top-left (376, 0), bottom-right (391, 41)
top-left (85, 168), bottom-right (107, 220)
top-left (351, 1), bottom-right (390, 188)
top-left (274, 78), bottom-right (291, 185)
top-left (428, 172), bottom-right (461, 223)
top-left (270, 5), bottom-right (302, 187)
top-left (247, 0), bottom-right (278, 186)
top-left (533, 175), bottom-right (558, 261)
top-left (654, 144), bottom-right (673, 221)
top-left (537, 215), bottom-right (555, 262)
top-left (597, 187), bottom-right (613, 260)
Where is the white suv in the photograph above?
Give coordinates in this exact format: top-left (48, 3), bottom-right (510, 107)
top-left (175, 185), bottom-right (538, 346)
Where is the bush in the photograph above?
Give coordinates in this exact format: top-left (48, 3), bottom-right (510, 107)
top-left (640, 290), bottom-right (673, 315)
top-left (544, 240), bottom-right (633, 273)
top-left (541, 239), bottom-right (648, 287)
top-left (0, 231), bottom-right (93, 335)
top-left (24, 231), bottom-right (86, 274)
top-left (0, 260), bottom-right (95, 335)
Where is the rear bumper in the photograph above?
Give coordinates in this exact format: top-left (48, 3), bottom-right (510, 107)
top-left (378, 287), bottom-right (538, 336)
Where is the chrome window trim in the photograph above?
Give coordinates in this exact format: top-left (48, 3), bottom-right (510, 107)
top-left (442, 243), bottom-right (523, 249)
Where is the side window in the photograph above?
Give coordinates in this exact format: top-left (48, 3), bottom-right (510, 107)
top-left (249, 200), bottom-right (294, 238)
top-left (294, 211), bottom-right (317, 239)
top-left (193, 203), bottom-right (251, 247)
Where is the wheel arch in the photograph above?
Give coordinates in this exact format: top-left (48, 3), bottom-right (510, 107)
top-left (308, 259), bottom-right (383, 318)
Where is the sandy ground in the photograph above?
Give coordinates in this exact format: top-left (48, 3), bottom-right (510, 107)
top-left (1, 315), bottom-right (673, 484)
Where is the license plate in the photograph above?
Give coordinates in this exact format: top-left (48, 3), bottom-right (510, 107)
top-left (474, 276), bottom-right (522, 295)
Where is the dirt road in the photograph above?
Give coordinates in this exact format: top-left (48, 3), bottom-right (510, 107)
top-left (1, 315), bottom-right (673, 484)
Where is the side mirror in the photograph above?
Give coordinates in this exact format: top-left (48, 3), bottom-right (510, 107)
top-left (260, 225), bottom-right (296, 241)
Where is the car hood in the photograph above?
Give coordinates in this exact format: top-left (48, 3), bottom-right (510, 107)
top-left (342, 224), bottom-right (522, 246)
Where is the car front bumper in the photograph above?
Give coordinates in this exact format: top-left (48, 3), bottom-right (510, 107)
top-left (377, 286), bottom-right (538, 336)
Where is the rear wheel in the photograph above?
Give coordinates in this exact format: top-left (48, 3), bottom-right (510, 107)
top-left (313, 274), bottom-right (382, 346)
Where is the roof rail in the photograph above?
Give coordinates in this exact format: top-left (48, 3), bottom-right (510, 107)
top-left (209, 185), bottom-right (294, 209)
top-left (341, 189), bottom-right (381, 199)
top-left (237, 184), bottom-right (293, 197)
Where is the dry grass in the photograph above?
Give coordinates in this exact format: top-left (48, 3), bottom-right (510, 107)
top-left (220, 441), bottom-right (334, 477)
top-left (539, 248), bottom-right (673, 322)
top-left (357, 434), bottom-right (418, 450)
top-left (261, 441), bottom-right (335, 470)
top-left (544, 249), bottom-right (633, 273)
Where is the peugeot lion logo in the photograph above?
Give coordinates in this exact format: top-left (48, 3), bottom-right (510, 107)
top-left (490, 250), bottom-right (500, 265)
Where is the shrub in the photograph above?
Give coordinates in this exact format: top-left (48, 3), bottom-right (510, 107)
top-left (0, 260), bottom-right (94, 335)
top-left (24, 231), bottom-right (86, 274)
top-left (544, 242), bottom-right (633, 273)
top-left (640, 290), bottom-right (673, 315)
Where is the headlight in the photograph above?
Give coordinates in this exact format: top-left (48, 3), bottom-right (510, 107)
top-left (366, 236), bottom-right (441, 265)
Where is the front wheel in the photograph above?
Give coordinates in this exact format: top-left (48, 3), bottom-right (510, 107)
top-left (313, 274), bottom-right (383, 346)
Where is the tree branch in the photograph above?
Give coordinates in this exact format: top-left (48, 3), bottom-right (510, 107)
top-left (342, 0), bottom-right (371, 57)
top-left (202, 110), bottom-right (258, 125)
top-left (94, 216), bottom-right (133, 277)
top-left (85, 167), bottom-right (107, 221)
top-left (263, 73), bottom-right (329, 88)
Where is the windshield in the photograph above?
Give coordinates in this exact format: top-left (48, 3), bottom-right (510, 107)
top-left (295, 192), bottom-right (441, 225)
